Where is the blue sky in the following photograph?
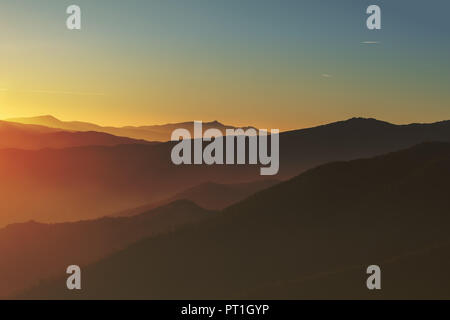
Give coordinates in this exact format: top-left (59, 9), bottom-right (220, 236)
top-left (1, 0), bottom-right (449, 129)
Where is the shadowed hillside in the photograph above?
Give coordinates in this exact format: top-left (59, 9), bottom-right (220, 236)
top-left (2, 117), bottom-right (450, 226)
top-left (0, 200), bottom-right (213, 298)
top-left (0, 143), bottom-right (261, 226)
top-left (280, 117), bottom-right (450, 176)
top-left (114, 179), bottom-right (280, 215)
top-left (242, 243), bottom-right (450, 299)
top-left (167, 179), bottom-right (280, 210)
top-left (20, 142), bottom-right (450, 299)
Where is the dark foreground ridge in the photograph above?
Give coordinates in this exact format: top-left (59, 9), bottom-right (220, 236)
top-left (20, 142), bottom-right (450, 299)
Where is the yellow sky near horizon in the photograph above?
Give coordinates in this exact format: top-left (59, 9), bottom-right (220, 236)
top-left (2, 1), bottom-right (450, 131)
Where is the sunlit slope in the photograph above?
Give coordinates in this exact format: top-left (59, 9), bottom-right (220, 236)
top-left (7, 116), bottom-right (256, 142)
top-left (0, 120), bottom-right (154, 150)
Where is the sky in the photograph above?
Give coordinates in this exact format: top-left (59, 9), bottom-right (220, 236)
top-left (1, 0), bottom-right (450, 130)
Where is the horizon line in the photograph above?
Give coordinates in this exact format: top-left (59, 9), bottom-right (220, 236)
top-left (3, 114), bottom-right (450, 133)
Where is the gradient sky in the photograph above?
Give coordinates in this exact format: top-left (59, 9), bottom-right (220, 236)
top-left (1, 0), bottom-right (450, 130)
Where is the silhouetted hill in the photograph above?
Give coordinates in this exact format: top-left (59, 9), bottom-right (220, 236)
top-left (0, 120), bottom-right (154, 149)
top-left (170, 179), bottom-right (280, 210)
top-left (20, 142), bottom-right (450, 299)
top-left (7, 115), bottom-right (256, 142)
top-left (280, 117), bottom-right (450, 177)
top-left (0, 200), bottom-right (213, 298)
top-left (2, 117), bottom-right (450, 226)
top-left (114, 179), bottom-right (280, 215)
top-left (242, 242), bottom-right (450, 299)
top-left (0, 143), bottom-right (262, 226)
top-left (6, 115), bottom-right (107, 132)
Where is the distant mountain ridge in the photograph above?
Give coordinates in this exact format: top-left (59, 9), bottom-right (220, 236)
top-left (0, 120), bottom-right (154, 150)
top-left (280, 117), bottom-right (450, 176)
top-left (2, 117), bottom-right (450, 226)
top-left (6, 115), bottom-right (257, 142)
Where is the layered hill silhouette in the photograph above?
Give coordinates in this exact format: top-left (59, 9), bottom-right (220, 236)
top-left (280, 117), bottom-right (450, 174)
top-left (113, 179), bottom-right (280, 216)
top-left (2, 117), bottom-right (450, 227)
top-left (0, 120), bottom-right (154, 149)
top-left (6, 115), bottom-right (256, 142)
top-left (0, 143), bottom-right (262, 226)
top-left (0, 200), bottom-right (213, 298)
top-left (19, 142), bottom-right (450, 299)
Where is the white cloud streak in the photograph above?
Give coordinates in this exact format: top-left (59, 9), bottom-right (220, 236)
top-left (361, 41), bottom-right (381, 45)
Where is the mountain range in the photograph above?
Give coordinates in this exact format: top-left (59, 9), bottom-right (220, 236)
top-left (19, 142), bottom-right (450, 299)
top-left (0, 120), bottom-right (154, 150)
top-left (6, 115), bottom-right (256, 142)
top-left (1, 117), bottom-right (450, 226)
